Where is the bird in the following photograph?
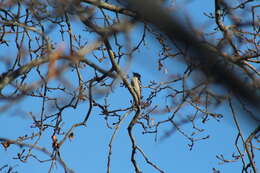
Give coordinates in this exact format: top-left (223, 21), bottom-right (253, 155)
top-left (131, 72), bottom-right (142, 104)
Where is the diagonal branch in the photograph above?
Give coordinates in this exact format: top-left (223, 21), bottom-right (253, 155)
top-left (126, 0), bottom-right (260, 122)
top-left (82, 0), bottom-right (136, 17)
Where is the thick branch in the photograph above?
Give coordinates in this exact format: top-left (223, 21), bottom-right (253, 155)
top-left (0, 56), bottom-right (49, 91)
top-left (82, 0), bottom-right (136, 17)
top-left (126, 0), bottom-right (260, 122)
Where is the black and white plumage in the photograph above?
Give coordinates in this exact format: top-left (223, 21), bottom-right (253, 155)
top-left (131, 72), bottom-right (142, 104)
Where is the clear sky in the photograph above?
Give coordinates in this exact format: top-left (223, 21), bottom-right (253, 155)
top-left (0, 1), bottom-right (259, 173)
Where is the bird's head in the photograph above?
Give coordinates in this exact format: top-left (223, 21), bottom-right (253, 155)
top-left (133, 72), bottom-right (141, 80)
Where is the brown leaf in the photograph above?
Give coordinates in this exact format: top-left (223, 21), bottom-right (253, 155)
top-left (1, 141), bottom-right (11, 150)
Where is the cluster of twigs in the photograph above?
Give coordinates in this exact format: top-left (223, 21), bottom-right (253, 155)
top-left (0, 0), bottom-right (259, 172)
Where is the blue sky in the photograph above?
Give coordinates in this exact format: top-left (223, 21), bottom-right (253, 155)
top-left (0, 0), bottom-right (259, 173)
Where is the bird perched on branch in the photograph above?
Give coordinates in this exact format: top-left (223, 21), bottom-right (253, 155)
top-left (131, 72), bottom-right (142, 104)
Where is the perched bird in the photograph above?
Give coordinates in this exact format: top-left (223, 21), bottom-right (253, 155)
top-left (131, 72), bottom-right (142, 104)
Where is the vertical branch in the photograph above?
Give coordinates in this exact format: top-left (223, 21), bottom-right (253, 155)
top-left (229, 98), bottom-right (258, 173)
top-left (107, 110), bottom-right (132, 173)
